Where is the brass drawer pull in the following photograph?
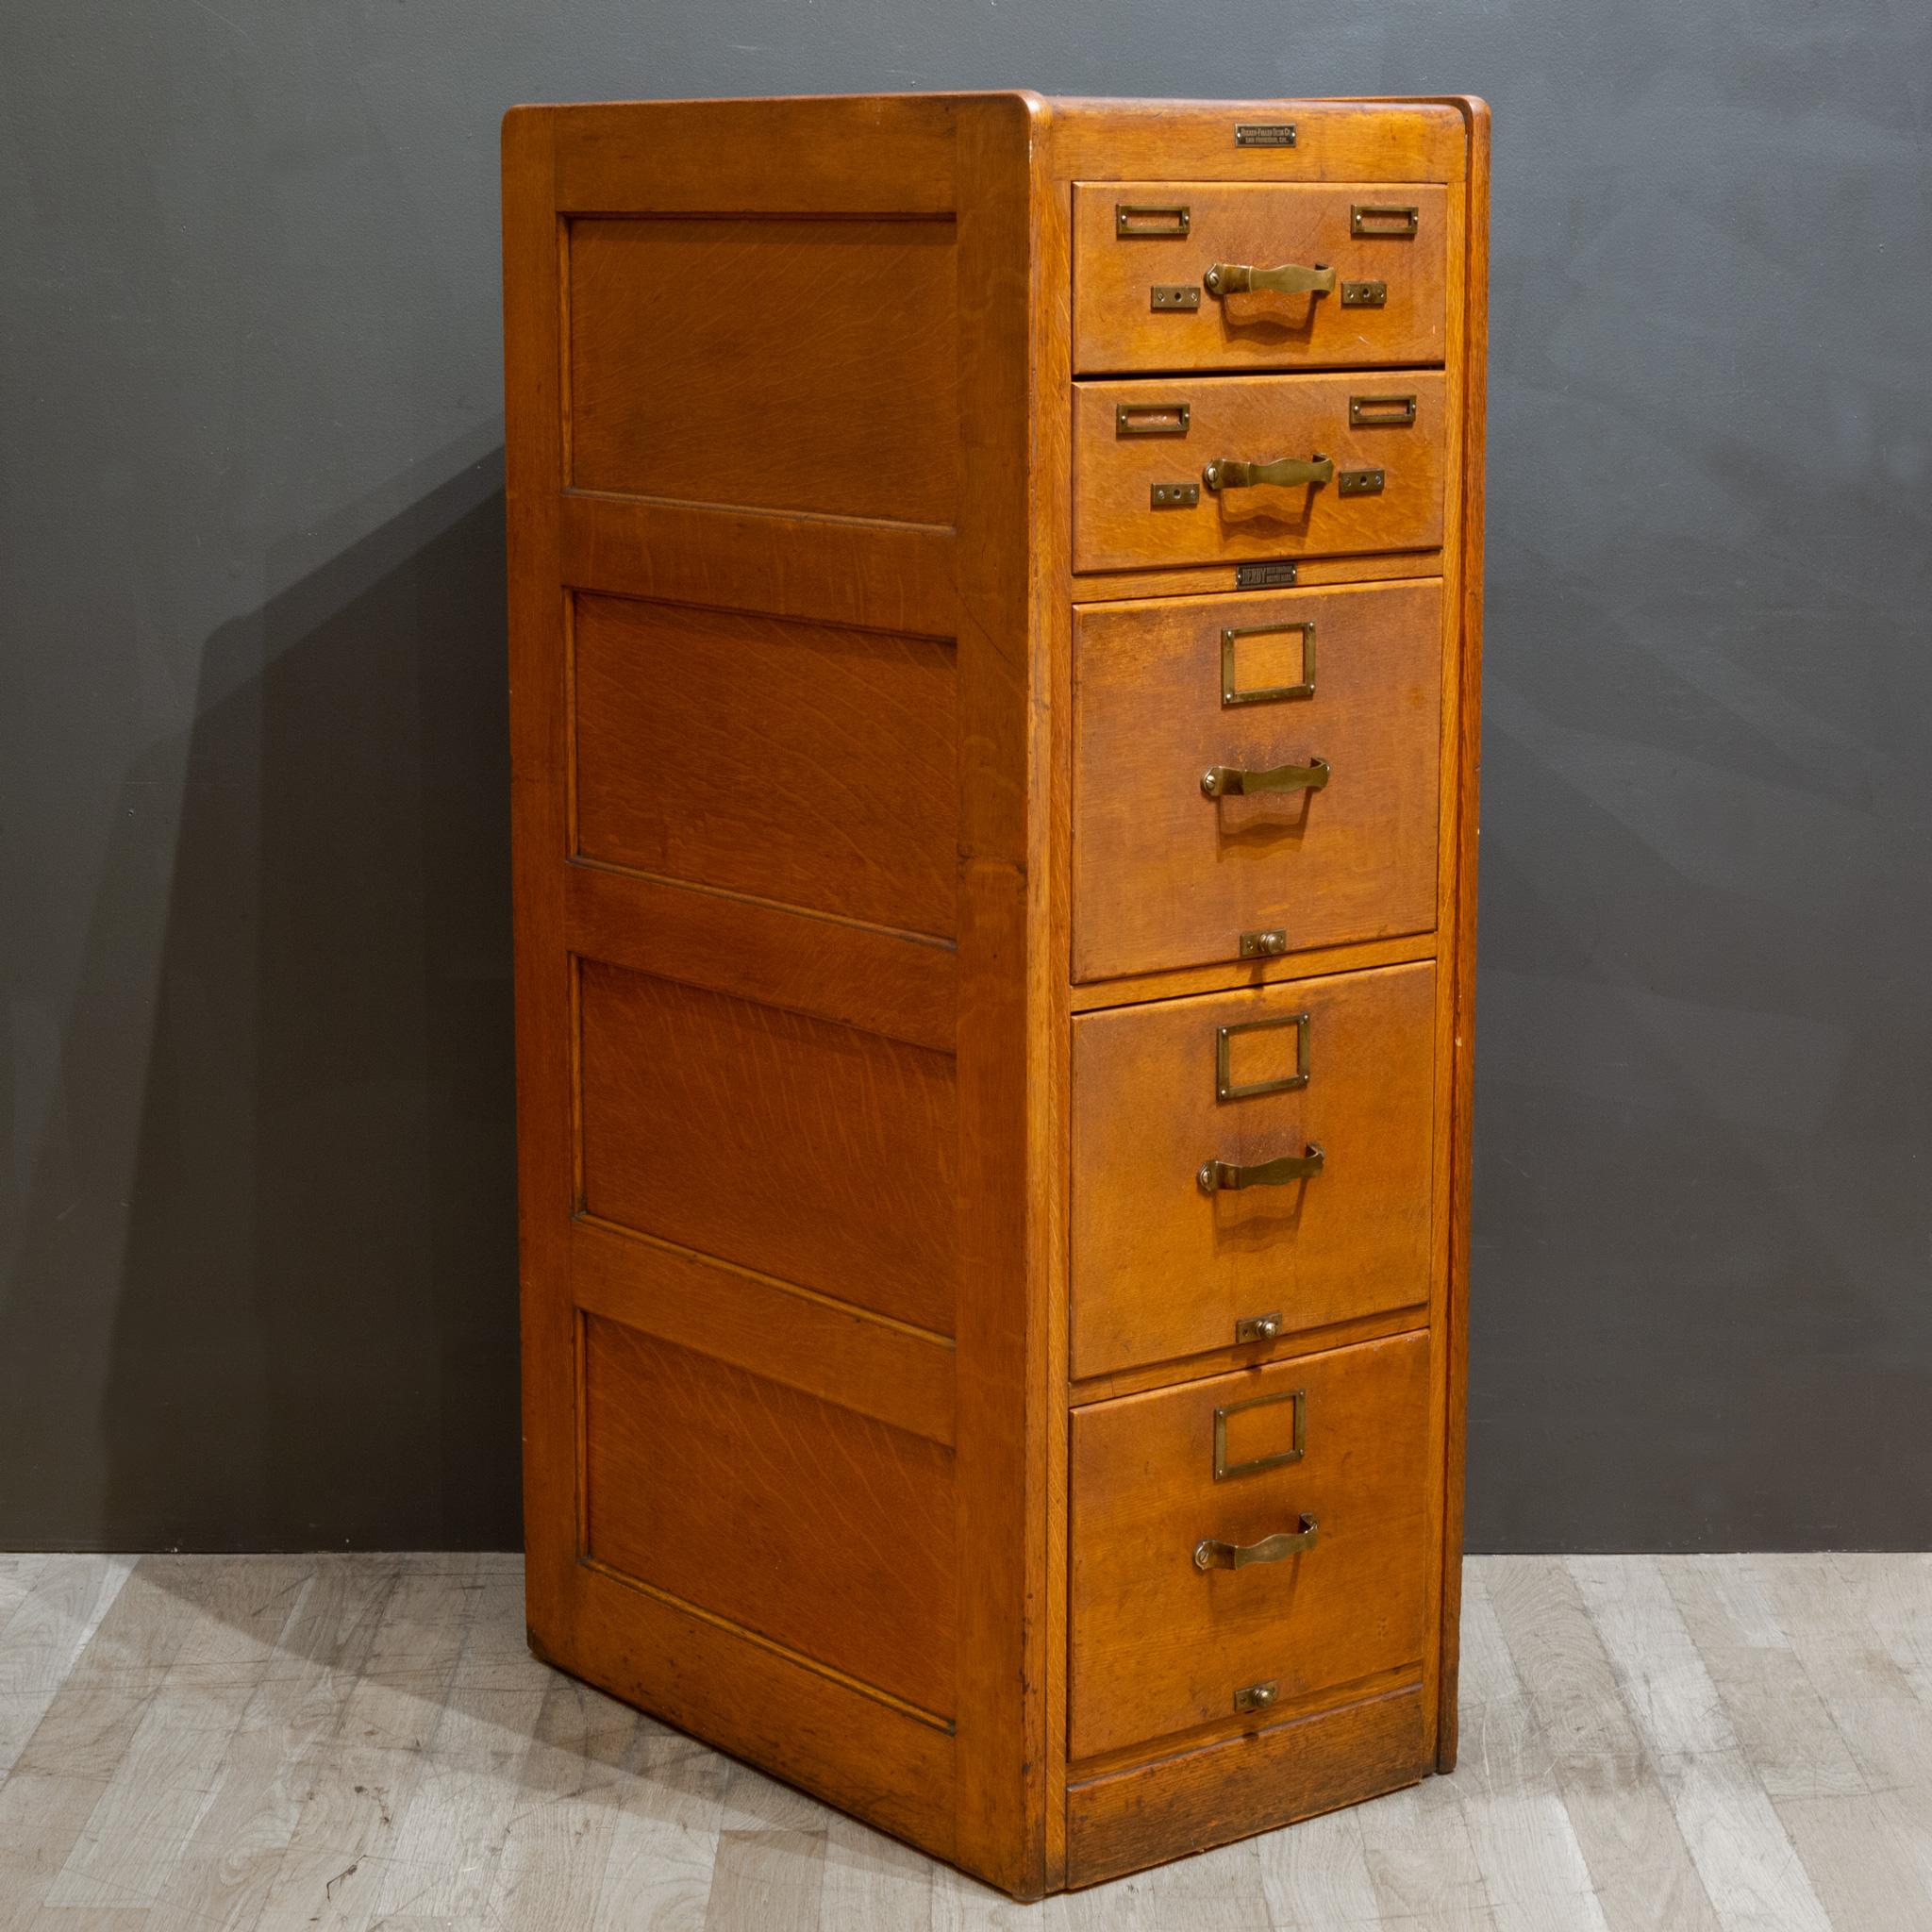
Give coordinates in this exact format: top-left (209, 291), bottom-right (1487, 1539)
top-left (1194, 1515), bottom-right (1320, 1571)
top-left (1197, 1144), bottom-right (1324, 1192)
top-left (1204, 453), bottom-right (1332, 492)
top-left (1203, 260), bottom-right (1336, 298)
top-left (1201, 757), bottom-right (1329, 800)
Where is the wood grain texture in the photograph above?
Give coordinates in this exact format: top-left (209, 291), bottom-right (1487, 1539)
top-left (570, 1214), bottom-right (955, 1443)
top-left (564, 859), bottom-right (957, 1056)
top-left (577, 960), bottom-right (958, 1336)
top-left (573, 593), bottom-right (958, 937)
top-left (582, 1317), bottom-right (956, 1718)
top-left (1069, 1332), bottom-right (1431, 1759)
top-left (1066, 1682), bottom-right (1428, 1888)
top-left (569, 214), bottom-right (959, 525)
top-left (1071, 962), bottom-right (1436, 1377)
top-left (1074, 371), bottom-right (1447, 573)
top-left (1074, 181), bottom-right (1447, 374)
top-left (1073, 578), bottom-right (1441, 979)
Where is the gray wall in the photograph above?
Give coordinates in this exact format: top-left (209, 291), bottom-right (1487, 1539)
top-left (4, 2), bottom-right (1928, 1552)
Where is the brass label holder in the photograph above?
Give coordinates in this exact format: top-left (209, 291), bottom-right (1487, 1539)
top-left (1221, 619), bottom-right (1316, 706)
top-left (1351, 203), bottom-right (1420, 237)
top-left (1117, 203), bottom-right (1191, 237)
top-left (1349, 392), bottom-right (1417, 426)
top-left (1213, 1387), bottom-right (1307, 1480)
top-left (1117, 401), bottom-right (1191, 436)
top-left (1215, 1011), bottom-right (1311, 1102)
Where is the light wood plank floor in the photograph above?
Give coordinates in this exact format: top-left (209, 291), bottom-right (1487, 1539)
top-left (0, 1554), bottom-right (1926, 1929)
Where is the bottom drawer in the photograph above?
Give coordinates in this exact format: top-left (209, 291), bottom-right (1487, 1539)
top-left (1069, 1330), bottom-right (1431, 1760)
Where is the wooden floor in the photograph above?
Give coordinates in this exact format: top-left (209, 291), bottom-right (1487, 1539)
top-left (1, 1555), bottom-right (1928, 1928)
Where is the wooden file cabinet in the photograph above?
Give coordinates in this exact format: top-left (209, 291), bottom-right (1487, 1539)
top-left (504, 91), bottom-right (1488, 1898)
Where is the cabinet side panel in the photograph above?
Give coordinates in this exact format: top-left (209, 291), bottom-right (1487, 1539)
top-left (505, 94), bottom-right (1005, 1871)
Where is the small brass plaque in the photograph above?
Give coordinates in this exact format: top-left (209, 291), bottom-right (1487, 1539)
top-left (1151, 481), bottom-right (1200, 508)
top-left (1337, 468), bottom-right (1385, 496)
top-left (1234, 122), bottom-right (1296, 146)
top-left (1235, 560), bottom-right (1298, 591)
top-left (1150, 283), bottom-right (1201, 310)
top-left (1214, 1387), bottom-right (1307, 1481)
top-left (1341, 279), bottom-right (1388, 307)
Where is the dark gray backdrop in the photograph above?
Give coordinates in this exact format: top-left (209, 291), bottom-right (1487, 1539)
top-left (5, 2), bottom-right (1929, 1552)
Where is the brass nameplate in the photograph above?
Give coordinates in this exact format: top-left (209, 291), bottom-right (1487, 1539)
top-left (1234, 122), bottom-right (1296, 146)
top-left (1235, 560), bottom-right (1298, 590)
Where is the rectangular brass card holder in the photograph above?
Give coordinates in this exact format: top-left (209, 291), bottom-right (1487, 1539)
top-left (1117, 202), bottom-right (1191, 237)
top-left (1212, 1386), bottom-right (1307, 1480)
top-left (1117, 401), bottom-right (1191, 436)
top-left (1221, 619), bottom-right (1315, 706)
top-left (1349, 392), bottom-right (1417, 425)
top-left (1351, 203), bottom-right (1420, 237)
top-left (1215, 1011), bottom-right (1310, 1102)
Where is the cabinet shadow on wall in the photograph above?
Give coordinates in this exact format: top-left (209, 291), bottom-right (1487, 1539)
top-left (45, 448), bottom-right (520, 1549)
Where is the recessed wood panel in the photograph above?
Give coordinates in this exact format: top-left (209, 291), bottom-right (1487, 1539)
top-left (1069, 1332), bottom-right (1431, 1758)
top-left (578, 961), bottom-right (958, 1336)
top-left (1071, 962), bottom-right (1436, 1377)
top-left (1074, 182), bottom-right (1447, 374)
top-left (1073, 578), bottom-right (1442, 980)
top-left (574, 594), bottom-right (958, 937)
top-left (1074, 371), bottom-right (1446, 572)
top-left (584, 1316), bottom-right (957, 1717)
top-left (568, 215), bottom-right (960, 525)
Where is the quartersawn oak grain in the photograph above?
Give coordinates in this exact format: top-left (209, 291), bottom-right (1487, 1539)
top-left (1071, 962), bottom-right (1437, 1379)
top-left (1074, 181), bottom-right (1448, 374)
top-left (506, 90), bottom-right (1488, 1900)
top-left (1073, 577), bottom-right (1442, 980)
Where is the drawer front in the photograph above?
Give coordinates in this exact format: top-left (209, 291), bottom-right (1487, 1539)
top-left (1073, 579), bottom-right (1441, 981)
top-left (1072, 962), bottom-right (1434, 1379)
top-left (1074, 371), bottom-right (1445, 573)
top-left (1074, 182), bottom-right (1448, 374)
top-left (1070, 1331), bottom-right (1431, 1759)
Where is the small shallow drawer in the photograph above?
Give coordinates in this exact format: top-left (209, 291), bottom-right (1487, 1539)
top-left (1072, 962), bottom-right (1434, 1379)
top-left (1073, 578), bottom-right (1441, 981)
top-left (1074, 371), bottom-right (1445, 573)
top-left (1070, 1330), bottom-right (1431, 1759)
top-left (1075, 182), bottom-right (1448, 374)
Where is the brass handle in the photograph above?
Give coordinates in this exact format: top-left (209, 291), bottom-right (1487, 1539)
top-left (1204, 260), bottom-right (1337, 298)
top-left (1201, 757), bottom-right (1330, 800)
top-left (1197, 1144), bottom-right (1325, 1192)
top-left (1195, 1515), bottom-right (1320, 1571)
top-left (1204, 454), bottom-right (1333, 492)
